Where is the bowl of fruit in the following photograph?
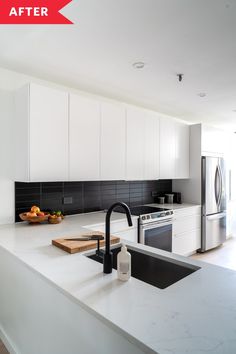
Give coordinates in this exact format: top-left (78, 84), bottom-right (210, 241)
top-left (48, 211), bottom-right (64, 224)
top-left (19, 206), bottom-right (49, 224)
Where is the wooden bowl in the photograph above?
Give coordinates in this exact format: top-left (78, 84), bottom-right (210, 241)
top-left (19, 212), bottom-right (49, 224)
top-left (48, 216), bottom-right (62, 224)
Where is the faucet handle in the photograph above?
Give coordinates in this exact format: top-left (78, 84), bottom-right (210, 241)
top-left (96, 238), bottom-right (105, 259)
top-left (89, 235), bottom-right (104, 241)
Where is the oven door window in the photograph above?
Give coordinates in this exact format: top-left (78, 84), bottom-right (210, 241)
top-left (144, 224), bottom-right (172, 252)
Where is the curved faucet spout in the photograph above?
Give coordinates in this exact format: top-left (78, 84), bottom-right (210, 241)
top-left (103, 202), bottom-right (133, 274)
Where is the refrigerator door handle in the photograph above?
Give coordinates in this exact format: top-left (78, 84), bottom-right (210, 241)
top-left (218, 164), bottom-right (223, 207)
top-left (207, 212), bottom-right (226, 221)
top-left (214, 166), bottom-right (219, 206)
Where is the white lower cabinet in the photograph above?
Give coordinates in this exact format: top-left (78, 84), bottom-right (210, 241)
top-left (88, 219), bottom-right (138, 243)
top-left (173, 214), bottom-right (201, 235)
top-left (172, 207), bottom-right (201, 256)
top-left (172, 229), bottom-right (201, 256)
top-left (112, 228), bottom-right (137, 243)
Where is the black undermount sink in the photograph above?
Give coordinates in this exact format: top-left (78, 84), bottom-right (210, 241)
top-left (87, 246), bottom-right (200, 289)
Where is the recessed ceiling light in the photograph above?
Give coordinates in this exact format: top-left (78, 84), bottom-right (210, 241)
top-left (198, 93), bottom-right (206, 97)
top-left (132, 62), bottom-right (145, 69)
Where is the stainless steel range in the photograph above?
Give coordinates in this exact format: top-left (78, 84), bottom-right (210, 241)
top-left (128, 206), bottom-right (174, 252)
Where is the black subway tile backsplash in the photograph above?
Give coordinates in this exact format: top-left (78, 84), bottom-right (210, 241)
top-left (15, 180), bottom-right (172, 222)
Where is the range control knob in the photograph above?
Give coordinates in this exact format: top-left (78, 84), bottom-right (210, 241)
top-left (146, 215), bottom-right (150, 219)
top-left (141, 216), bottom-right (146, 221)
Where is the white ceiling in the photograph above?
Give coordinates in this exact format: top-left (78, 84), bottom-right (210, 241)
top-left (0, 0), bottom-right (236, 130)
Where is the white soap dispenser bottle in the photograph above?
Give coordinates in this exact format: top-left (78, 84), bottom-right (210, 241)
top-left (117, 244), bottom-right (131, 281)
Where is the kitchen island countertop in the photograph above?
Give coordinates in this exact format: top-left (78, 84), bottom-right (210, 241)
top-left (0, 211), bottom-right (235, 354)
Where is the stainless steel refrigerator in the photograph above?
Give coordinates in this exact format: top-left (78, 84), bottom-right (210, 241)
top-left (200, 156), bottom-right (227, 252)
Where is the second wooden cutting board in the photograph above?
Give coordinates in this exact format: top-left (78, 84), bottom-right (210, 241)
top-left (52, 231), bottom-right (120, 254)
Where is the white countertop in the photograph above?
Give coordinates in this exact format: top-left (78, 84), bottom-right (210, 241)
top-left (147, 203), bottom-right (201, 210)
top-left (62, 209), bottom-right (139, 227)
top-left (0, 211), bottom-right (235, 354)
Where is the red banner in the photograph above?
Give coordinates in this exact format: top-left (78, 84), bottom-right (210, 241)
top-left (0, 0), bottom-right (73, 24)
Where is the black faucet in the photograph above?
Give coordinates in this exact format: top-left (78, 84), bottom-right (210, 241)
top-left (103, 202), bottom-right (133, 274)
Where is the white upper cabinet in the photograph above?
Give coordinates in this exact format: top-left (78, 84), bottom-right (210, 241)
top-left (126, 106), bottom-right (159, 180)
top-left (175, 121), bottom-right (190, 178)
top-left (15, 83), bottom-right (69, 182)
top-left (15, 82), bottom-right (190, 182)
top-left (126, 106), bottom-right (145, 180)
top-left (160, 117), bottom-right (190, 179)
top-left (144, 111), bottom-right (160, 180)
top-left (159, 117), bottom-right (176, 179)
top-left (100, 102), bottom-right (126, 180)
top-left (69, 94), bottom-right (100, 181)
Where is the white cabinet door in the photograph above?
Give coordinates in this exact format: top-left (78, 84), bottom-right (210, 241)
top-left (16, 83), bottom-right (69, 182)
top-left (100, 102), bottom-right (126, 180)
top-left (113, 228), bottom-right (138, 243)
top-left (126, 106), bottom-right (159, 180)
top-left (144, 112), bottom-right (160, 180)
top-left (15, 85), bottom-right (31, 181)
top-left (69, 94), bottom-right (100, 181)
top-left (159, 117), bottom-right (175, 179)
top-left (172, 208), bottom-right (201, 255)
top-left (30, 84), bottom-right (69, 181)
top-left (126, 106), bottom-right (145, 180)
top-left (87, 218), bottom-right (138, 243)
top-left (173, 215), bottom-right (201, 235)
top-left (175, 121), bottom-right (190, 178)
top-left (172, 229), bottom-right (201, 256)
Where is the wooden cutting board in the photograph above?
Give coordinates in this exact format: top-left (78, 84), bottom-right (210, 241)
top-left (52, 231), bottom-right (120, 254)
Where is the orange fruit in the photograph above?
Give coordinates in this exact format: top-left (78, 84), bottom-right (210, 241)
top-left (27, 212), bottom-right (37, 217)
top-left (31, 206), bottom-right (40, 213)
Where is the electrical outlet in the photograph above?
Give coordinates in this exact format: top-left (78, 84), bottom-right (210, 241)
top-left (63, 196), bottom-right (73, 205)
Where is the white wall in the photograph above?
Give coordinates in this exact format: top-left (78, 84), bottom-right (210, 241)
top-left (173, 124), bottom-right (202, 204)
top-left (0, 89), bottom-right (15, 224)
top-left (226, 134), bottom-right (236, 237)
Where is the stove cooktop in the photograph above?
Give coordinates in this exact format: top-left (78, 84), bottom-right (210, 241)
top-left (129, 205), bottom-right (169, 216)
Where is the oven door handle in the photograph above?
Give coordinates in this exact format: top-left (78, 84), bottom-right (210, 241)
top-left (141, 219), bottom-right (173, 230)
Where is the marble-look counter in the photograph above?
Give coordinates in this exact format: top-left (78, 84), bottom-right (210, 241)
top-left (147, 203), bottom-right (201, 211)
top-left (0, 212), bottom-right (235, 354)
